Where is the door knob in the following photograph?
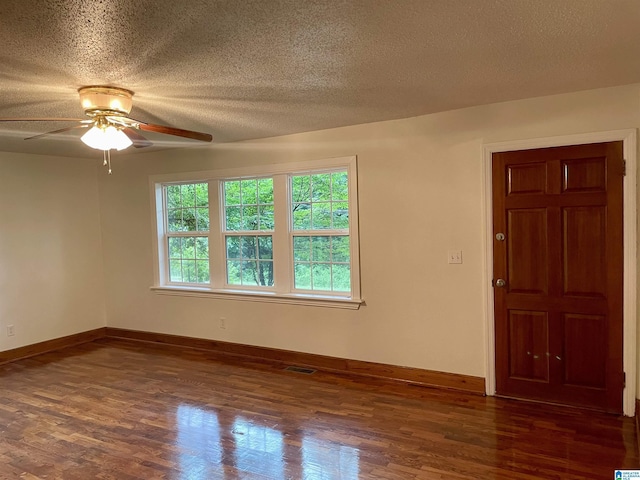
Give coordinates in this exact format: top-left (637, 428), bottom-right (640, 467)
top-left (495, 278), bottom-right (506, 288)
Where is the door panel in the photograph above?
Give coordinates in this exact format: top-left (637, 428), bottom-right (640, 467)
top-left (508, 310), bottom-right (549, 381)
top-left (493, 142), bottom-right (624, 413)
top-left (563, 313), bottom-right (607, 388)
top-left (507, 163), bottom-right (547, 195)
top-left (562, 207), bottom-right (606, 297)
top-left (507, 209), bottom-right (548, 294)
top-left (562, 157), bottom-right (606, 193)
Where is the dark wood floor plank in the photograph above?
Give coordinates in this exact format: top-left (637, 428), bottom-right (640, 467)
top-left (0, 338), bottom-right (637, 479)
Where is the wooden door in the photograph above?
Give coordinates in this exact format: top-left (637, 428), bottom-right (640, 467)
top-left (492, 142), bottom-right (624, 413)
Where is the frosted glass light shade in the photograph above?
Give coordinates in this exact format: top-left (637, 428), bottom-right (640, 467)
top-left (81, 125), bottom-right (133, 151)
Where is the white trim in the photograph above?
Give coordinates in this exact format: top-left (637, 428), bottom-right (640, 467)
top-left (482, 129), bottom-right (637, 417)
top-left (149, 286), bottom-right (363, 309)
top-left (149, 156), bottom-right (357, 184)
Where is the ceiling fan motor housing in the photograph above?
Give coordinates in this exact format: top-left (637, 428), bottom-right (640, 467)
top-left (78, 86), bottom-right (134, 116)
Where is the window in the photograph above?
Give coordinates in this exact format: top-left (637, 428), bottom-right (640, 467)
top-left (223, 178), bottom-right (274, 287)
top-left (291, 172), bottom-right (351, 293)
top-left (164, 183), bottom-right (210, 284)
top-left (151, 156), bottom-right (361, 308)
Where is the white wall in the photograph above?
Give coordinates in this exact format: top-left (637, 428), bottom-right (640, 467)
top-left (0, 152), bottom-right (106, 350)
top-left (98, 84), bottom-right (640, 382)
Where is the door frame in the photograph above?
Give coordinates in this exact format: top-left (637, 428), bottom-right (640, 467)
top-left (482, 129), bottom-right (637, 416)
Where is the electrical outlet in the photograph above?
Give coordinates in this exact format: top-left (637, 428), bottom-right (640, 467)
top-left (7, 325), bottom-right (15, 337)
top-left (448, 250), bottom-right (463, 264)
top-left (219, 317), bottom-right (226, 330)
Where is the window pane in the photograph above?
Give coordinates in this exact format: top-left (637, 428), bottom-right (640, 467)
top-left (183, 260), bottom-right (197, 283)
top-left (169, 260), bottom-right (183, 282)
top-left (241, 260), bottom-right (258, 285)
top-left (311, 203), bottom-right (331, 229)
top-left (292, 204), bottom-right (311, 230)
top-left (196, 183), bottom-right (208, 207)
top-left (332, 264), bottom-right (351, 292)
top-left (168, 237), bottom-right (181, 258)
top-left (195, 237), bottom-right (209, 259)
top-left (168, 209), bottom-right (182, 232)
top-left (331, 172), bottom-right (348, 201)
top-left (258, 178), bottom-right (274, 204)
top-left (294, 263), bottom-right (311, 289)
top-left (312, 173), bottom-right (331, 201)
top-left (241, 236), bottom-right (257, 259)
top-left (226, 206), bottom-right (241, 231)
top-left (196, 208), bottom-right (209, 231)
top-left (259, 205), bottom-right (274, 230)
top-left (311, 236), bottom-right (330, 262)
top-left (182, 237), bottom-right (196, 259)
top-left (226, 236), bottom-right (240, 259)
top-left (227, 260), bottom-right (242, 285)
top-left (292, 175), bottom-right (311, 203)
top-left (258, 261), bottom-right (274, 286)
top-left (182, 208), bottom-right (197, 231)
top-left (258, 236), bottom-right (273, 259)
top-left (167, 185), bottom-right (181, 209)
top-left (312, 263), bottom-right (331, 290)
top-left (225, 181), bottom-right (241, 206)
top-left (331, 236), bottom-right (350, 262)
top-left (293, 236), bottom-right (310, 261)
top-left (241, 206), bottom-right (259, 231)
top-left (332, 202), bottom-right (349, 229)
top-left (241, 179), bottom-right (258, 204)
top-left (181, 184), bottom-right (196, 207)
top-left (197, 260), bottom-right (210, 283)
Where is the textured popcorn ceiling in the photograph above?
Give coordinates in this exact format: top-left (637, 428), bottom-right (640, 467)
top-left (1, 0), bottom-right (640, 157)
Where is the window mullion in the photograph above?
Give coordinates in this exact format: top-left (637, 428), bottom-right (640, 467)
top-left (209, 180), bottom-right (225, 288)
top-left (272, 174), bottom-right (290, 294)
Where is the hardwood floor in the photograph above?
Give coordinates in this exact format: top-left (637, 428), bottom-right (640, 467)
top-left (0, 338), bottom-right (637, 479)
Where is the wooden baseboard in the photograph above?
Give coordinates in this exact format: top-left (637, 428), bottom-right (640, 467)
top-left (636, 399), bottom-right (640, 456)
top-left (0, 327), bottom-right (107, 365)
top-left (105, 327), bottom-right (485, 394)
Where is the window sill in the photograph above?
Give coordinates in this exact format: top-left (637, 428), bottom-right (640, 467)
top-left (149, 286), bottom-right (364, 310)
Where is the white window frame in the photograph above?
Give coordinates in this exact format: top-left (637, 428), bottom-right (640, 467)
top-left (150, 156), bottom-right (362, 309)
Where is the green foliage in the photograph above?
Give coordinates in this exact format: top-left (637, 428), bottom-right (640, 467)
top-left (224, 178), bottom-right (274, 232)
top-left (292, 235), bottom-right (350, 292)
top-left (167, 236), bottom-right (210, 284)
top-left (225, 235), bottom-right (274, 286)
top-left (331, 172), bottom-right (348, 200)
top-left (241, 179), bottom-right (258, 204)
top-left (165, 175), bottom-right (352, 291)
top-left (225, 181), bottom-right (241, 205)
top-left (223, 178), bottom-right (274, 286)
top-left (311, 174), bottom-right (331, 201)
top-left (165, 183), bottom-right (209, 233)
top-left (291, 171), bottom-right (349, 231)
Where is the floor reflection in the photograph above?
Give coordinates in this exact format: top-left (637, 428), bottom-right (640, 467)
top-left (175, 404), bottom-right (360, 479)
top-left (176, 405), bottom-right (224, 479)
top-left (232, 417), bottom-right (285, 478)
top-left (302, 437), bottom-right (359, 479)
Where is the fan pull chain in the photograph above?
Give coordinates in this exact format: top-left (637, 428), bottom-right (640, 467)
top-left (102, 149), bottom-right (113, 174)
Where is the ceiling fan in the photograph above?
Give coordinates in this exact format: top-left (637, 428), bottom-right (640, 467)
top-left (0, 86), bottom-right (213, 173)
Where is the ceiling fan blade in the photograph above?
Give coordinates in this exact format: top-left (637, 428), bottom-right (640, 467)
top-left (123, 127), bottom-right (153, 148)
top-left (24, 124), bottom-right (90, 141)
top-left (134, 121), bottom-right (212, 143)
top-left (0, 117), bottom-right (86, 122)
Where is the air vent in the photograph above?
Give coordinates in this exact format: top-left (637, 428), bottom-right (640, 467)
top-left (284, 366), bottom-right (316, 375)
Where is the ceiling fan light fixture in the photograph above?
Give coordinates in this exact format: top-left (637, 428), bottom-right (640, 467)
top-left (78, 86), bottom-right (134, 116)
top-left (81, 125), bottom-right (133, 151)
